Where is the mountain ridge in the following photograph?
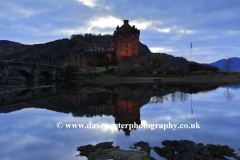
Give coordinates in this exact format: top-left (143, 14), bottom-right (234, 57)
top-left (0, 40), bottom-right (23, 54)
top-left (208, 57), bottom-right (240, 72)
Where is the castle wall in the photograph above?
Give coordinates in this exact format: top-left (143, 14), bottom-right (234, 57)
top-left (111, 41), bottom-right (114, 48)
top-left (71, 51), bottom-right (116, 68)
top-left (114, 20), bottom-right (140, 63)
top-left (115, 36), bottom-right (139, 62)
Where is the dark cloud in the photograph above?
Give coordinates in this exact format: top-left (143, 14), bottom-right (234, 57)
top-left (1, 0), bottom-right (240, 62)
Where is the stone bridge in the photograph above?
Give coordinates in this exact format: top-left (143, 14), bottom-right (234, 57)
top-left (0, 61), bottom-right (61, 81)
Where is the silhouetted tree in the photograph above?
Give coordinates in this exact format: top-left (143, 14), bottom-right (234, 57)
top-left (114, 57), bottom-right (134, 76)
top-left (60, 62), bottom-right (78, 79)
top-left (152, 53), bottom-right (168, 71)
top-left (223, 56), bottom-right (234, 72)
top-left (139, 57), bottom-right (146, 67)
top-left (224, 86), bottom-right (234, 101)
top-left (169, 57), bottom-right (179, 71)
top-left (177, 56), bottom-right (188, 73)
top-left (145, 53), bottom-right (152, 67)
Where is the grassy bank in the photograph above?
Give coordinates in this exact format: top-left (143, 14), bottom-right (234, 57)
top-left (77, 66), bottom-right (240, 84)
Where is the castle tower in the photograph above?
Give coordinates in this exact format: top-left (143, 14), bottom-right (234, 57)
top-left (113, 94), bottom-right (141, 136)
top-left (114, 20), bottom-right (140, 63)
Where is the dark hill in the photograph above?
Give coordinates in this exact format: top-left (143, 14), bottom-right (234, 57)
top-left (0, 38), bottom-right (95, 65)
top-left (139, 42), bottom-right (151, 57)
top-left (0, 35), bottom-right (152, 65)
top-left (0, 40), bottom-right (23, 54)
top-left (0, 40), bottom-right (22, 46)
top-left (208, 57), bottom-right (240, 72)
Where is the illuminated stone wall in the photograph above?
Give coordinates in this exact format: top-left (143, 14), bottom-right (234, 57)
top-left (114, 20), bottom-right (140, 63)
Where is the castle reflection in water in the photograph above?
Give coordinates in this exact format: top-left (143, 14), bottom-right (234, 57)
top-left (1, 83), bottom-right (231, 135)
top-left (77, 90), bottom-right (150, 135)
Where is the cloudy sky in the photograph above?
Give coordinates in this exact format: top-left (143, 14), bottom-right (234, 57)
top-left (1, 0), bottom-right (240, 63)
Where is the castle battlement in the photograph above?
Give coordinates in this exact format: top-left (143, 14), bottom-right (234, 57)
top-left (114, 20), bottom-right (140, 37)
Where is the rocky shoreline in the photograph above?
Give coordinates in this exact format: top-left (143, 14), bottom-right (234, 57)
top-left (77, 140), bottom-right (240, 160)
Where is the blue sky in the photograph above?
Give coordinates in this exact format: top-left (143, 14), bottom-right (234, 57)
top-left (1, 0), bottom-right (240, 63)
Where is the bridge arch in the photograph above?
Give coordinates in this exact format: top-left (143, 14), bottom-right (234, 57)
top-left (17, 70), bottom-right (34, 81)
top-left (0, 61), bottom-right (61, 82)
top-left (39, 71), bottom-right (52, 81)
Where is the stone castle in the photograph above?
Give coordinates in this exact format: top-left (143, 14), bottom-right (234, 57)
top-left (113, 20), bottom-right (140, 63)
top-left (71, 20), bottom-right (140, 68)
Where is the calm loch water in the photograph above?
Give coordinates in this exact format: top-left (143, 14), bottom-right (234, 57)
top-left (0, 83), bottom-right (240, 160)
